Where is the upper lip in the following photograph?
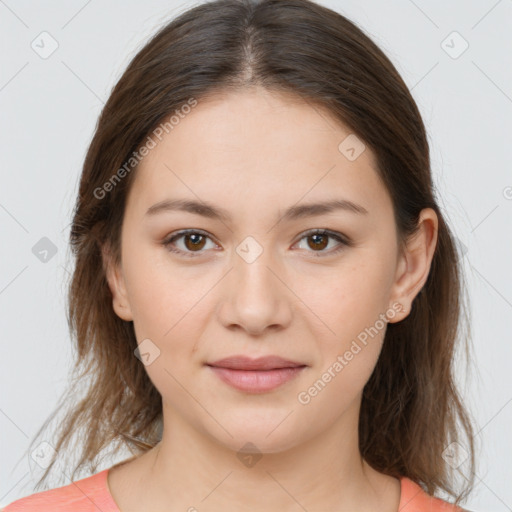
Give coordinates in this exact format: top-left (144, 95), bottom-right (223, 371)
top-left (206, 355), bottom-right (307, 371)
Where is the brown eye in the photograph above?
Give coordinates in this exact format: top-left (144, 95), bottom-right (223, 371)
top-left (306, 233), bottom-right (329, 251)
top-left (183, 233), bottom-right (207, 251)
top-left (163, 228), bottom-right (351, 259)
top-left (162, 230), bottom-right (216, 258)
top-left (295, 229), bottom-right (350, 256)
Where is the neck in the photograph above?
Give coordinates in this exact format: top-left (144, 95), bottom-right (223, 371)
top-left (132, 398), bottom-right (399, 511)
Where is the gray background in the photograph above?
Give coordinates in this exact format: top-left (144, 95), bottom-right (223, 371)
top-left (1, 0), bottom-right (511, 510)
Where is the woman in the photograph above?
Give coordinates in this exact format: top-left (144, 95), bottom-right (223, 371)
top-left (3, 0), bottom-right (477, 510)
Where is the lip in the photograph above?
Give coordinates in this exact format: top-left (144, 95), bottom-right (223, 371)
top-left (207, 355), bottom-right (306, 371)
top-left (206, 356), bottom-right (307, 393)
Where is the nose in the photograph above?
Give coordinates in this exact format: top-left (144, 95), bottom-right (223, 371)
top-left (216, 246), bottom-right (293, 336)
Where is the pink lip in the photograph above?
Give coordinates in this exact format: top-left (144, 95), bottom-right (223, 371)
top-left (207, 355), bottom-right (305, 371)
top-left (206, 356), bottom-right (307, 393)
top-left (207, 366), bottom-right (306, 393)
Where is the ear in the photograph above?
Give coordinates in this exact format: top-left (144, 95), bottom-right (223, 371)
top-left (387, 208), bottom-right (438, 323)
top-left (101, 243), bottom-right (134, 322)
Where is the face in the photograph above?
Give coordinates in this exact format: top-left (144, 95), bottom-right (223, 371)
top-left (104, 86), bottom-right (437, 454)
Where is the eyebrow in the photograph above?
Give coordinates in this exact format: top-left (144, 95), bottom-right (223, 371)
top-left (145, 198), bottom-right (369, 222)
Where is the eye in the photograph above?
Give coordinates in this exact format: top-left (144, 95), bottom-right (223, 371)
top-left (294, 229), bottom-right (351, 257)
top-left (162, 229), bottom-right (218, 258)
top-left (163, 228), bottom-right (351, 259)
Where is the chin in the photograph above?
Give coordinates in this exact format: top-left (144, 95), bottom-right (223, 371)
top-left (202, 414), bottom-right (306, 456)
top-left (223, 432), bottom-right (300, 456)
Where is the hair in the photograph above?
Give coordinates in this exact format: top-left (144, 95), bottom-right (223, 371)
top-left (23, 0), bottom-right (477, 506)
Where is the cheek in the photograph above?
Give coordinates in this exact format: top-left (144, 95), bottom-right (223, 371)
top-left (296, 342), bottom-right (381, 426)
top-left (293, 253), bottom-right (393, 341)
top-left (298, 280), bottom-right (389, 416)
top-left (122, 243), bottom-right (200, 334)
top-left (122, 248), bottom-right (214, 368)
top-left (293, 254), bottom-right (392, 399)
top-left (123, 258), bottom-right (208, 403)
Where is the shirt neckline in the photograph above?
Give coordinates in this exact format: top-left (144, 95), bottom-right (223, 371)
top-left (97, 468), bottom-right (122, 511)
top-left (98, 467), bottom-right (446, 511)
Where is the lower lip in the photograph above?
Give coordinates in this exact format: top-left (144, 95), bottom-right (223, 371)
top-left (207, 365), bottom-right (306, 393)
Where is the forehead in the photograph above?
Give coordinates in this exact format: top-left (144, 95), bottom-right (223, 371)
top-left (126, 87), bottom-right (389, 220)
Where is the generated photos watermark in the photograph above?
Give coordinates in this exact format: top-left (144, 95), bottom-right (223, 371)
top-left (297, 301), bottom-right (404, 405)
top-left (93, 97), bottom-right (198, 200)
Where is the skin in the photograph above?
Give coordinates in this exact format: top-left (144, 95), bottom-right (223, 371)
top-left (103, 86), bottom-right (438, 512)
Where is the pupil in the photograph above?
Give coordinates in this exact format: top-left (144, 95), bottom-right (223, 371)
top-left (186, 234), bottom-right (205, 250)
top-left (310, 234), bottom-right (327, 250)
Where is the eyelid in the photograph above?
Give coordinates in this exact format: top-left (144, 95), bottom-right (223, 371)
top-left (298, 228), bottom-right (351, 246)
top-left (162, 228), bottom-right (351, 258)
top-left (162, 228), bottom-right (219, 258)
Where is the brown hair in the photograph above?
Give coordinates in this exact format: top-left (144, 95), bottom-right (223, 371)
top-left (24, 0), bottom-right (477, 505)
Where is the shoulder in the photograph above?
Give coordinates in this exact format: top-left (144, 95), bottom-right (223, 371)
top-left (399, 477), bottom-right (476, 512)
top-left (1, 468), bottom-right (119, 512)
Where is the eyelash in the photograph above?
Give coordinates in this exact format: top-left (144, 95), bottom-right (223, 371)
top-left (162, 228), bottom-right (352, 259)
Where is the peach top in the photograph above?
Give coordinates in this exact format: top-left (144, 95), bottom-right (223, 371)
top-left (2, 468), bottom-right (469, 511)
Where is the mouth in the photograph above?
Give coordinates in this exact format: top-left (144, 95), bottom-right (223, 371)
top-left (205, 355), bottom-right (307, 393)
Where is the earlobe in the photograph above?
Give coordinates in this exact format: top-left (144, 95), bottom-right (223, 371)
top-left (101, 244), bottom-right (134, 322)
top-left (387, 208), bottom-right (438, 323)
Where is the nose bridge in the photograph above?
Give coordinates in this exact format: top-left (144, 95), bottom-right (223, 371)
top-left (233, 233), bottom-right (280, 298)
top-left (217, 233), bottom-right (293, 334)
